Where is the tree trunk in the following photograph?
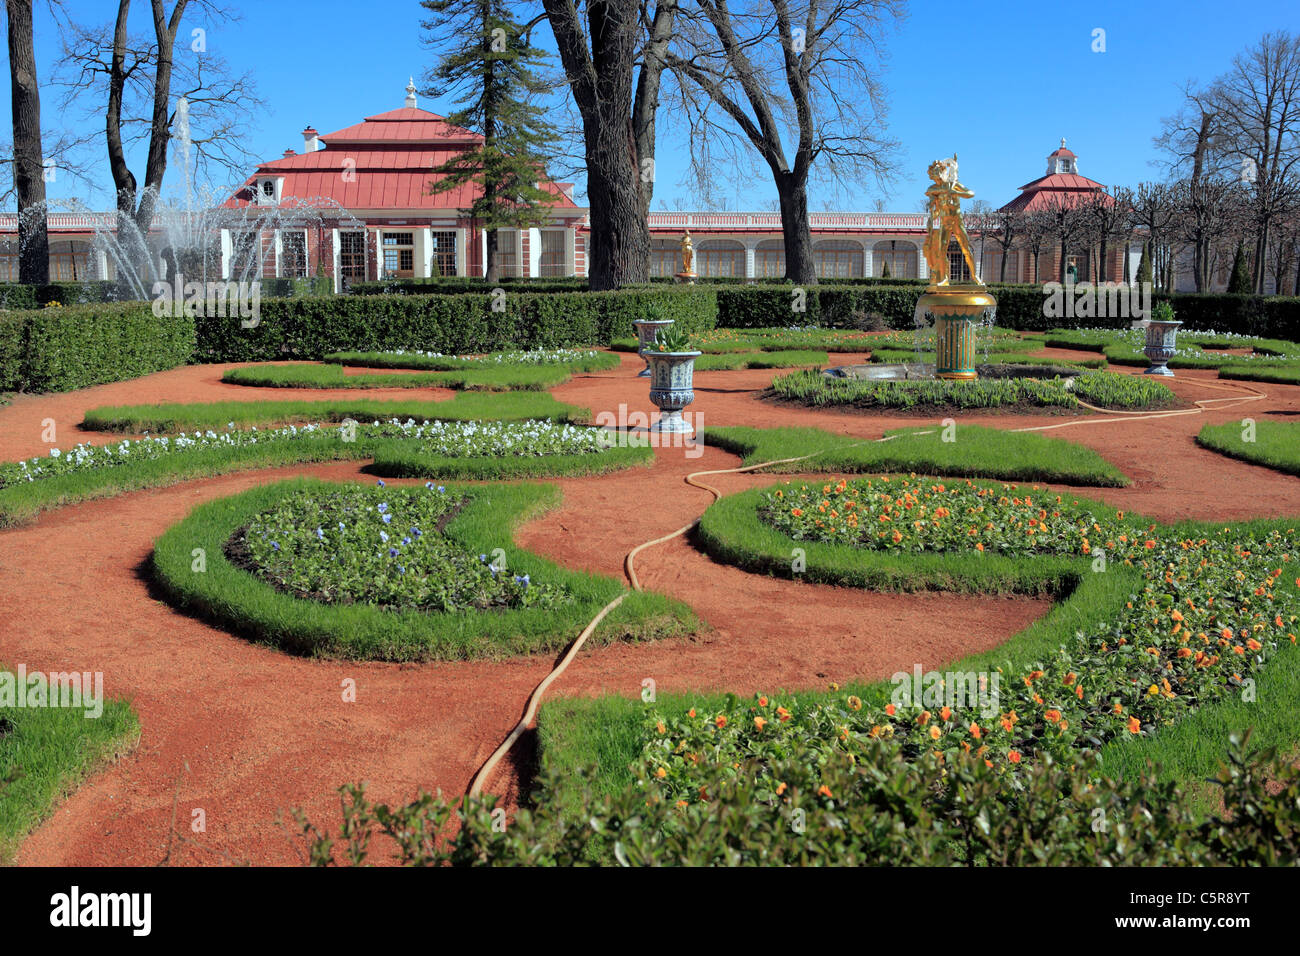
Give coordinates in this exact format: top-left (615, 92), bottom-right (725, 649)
top-left (1097, 238), bottom-right (1108, 284)
top-left (7, 0), bottom-right (49, 285)
top-left (544, 0), bottom-right (648, 291)
top-left (775, 171), bottom-right (814, 284)
top-left (484, 228), bottom-right (500, 284)
top-left (1253, 224), bottom-right (1269, 294)
top-left (632, 0), bottom-right (676, 222)
top-left (134, 0), bottom-right (187, 240)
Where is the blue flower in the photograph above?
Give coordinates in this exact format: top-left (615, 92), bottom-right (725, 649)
top-left (425, 482), bottom-right (435, 490)
top-left (514, 574), bottom-right (530, 588)
top-left (376, 479), bottom-right (386, 487)
top-left (339, 522), bottom-right (346, 531)
top-left (382, 513), bottom-right (392, 524)
top-left (479, 554), bottom-right (487, 562)
top-left (315, 527), bottom-right (325, 539)
top-left (397, 565), bottom-right (406, 574)
top-left (437, 485), bottom-right (446, 493)
top-left (377, 502), bottom-right (389, 513)
top-left (271, 541), bottom-right (279, 551)
top-left (389, 548), bottom-right (400, 558)
top-left (380, 531), bottom-right (390, 543)
top-left (410, 527), bottom-right (422, 537)
top-left (402, 537), bottom-right (411, 546)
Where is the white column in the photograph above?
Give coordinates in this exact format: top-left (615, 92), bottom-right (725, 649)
top-left (220, 229), bottom-right (232, 281)
top-left (480, 229), bottom-right (488, 278)
top-left (455, 228), bottom-right (468, 276)
top-left (863, 239), bottom-right (874, 278)
top-left (529, 229), bottom-right (542, 277)
top-left (374, 228), bottom-right (384, 279)
top-left (916, 240), bottom-right (928, 280)
top-left (743, 239), bottom-right (757, 280)
top-left (565, 228), bottom-right (576, 278)
top-left (331, 228), bottom-right (341, 292)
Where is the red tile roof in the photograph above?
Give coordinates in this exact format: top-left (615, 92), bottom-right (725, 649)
top-left (1000, 172), bottom-right (1110, 213)
top-left (222, 105), bottom-right (578, 212)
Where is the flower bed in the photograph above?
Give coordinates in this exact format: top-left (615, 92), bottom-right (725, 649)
top-left (152, 478), bottom-right (696, 660)
top-left (640, 478), bottom-right (1299, 801)
top-left (237, 483), bottom-right (568, 613)
top-left (1044, 327), bottom-right (1300, 369)
top-left (326, 348), bottom-right (617, 371)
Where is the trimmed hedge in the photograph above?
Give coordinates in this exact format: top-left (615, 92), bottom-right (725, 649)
top-left (0, 303), bottom-right (196, 393)
top-left (194, 287), bottom-right (718, 363)
top-left (0, 280), bottom-right (126, 310)
top-left (715, 283), bottom-right (1300, 337)
top-left (350, 277), bottom-right (589, 295)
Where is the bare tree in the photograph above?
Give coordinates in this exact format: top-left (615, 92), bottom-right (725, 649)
top-left (989, 206), bottom-right (1021, 284)
top-left (1155, 81), bottom-right (1232, 184)
top-left (1171, 175), bottom-right (1244, 291)
top-left (52, 1), bottom-right (258, 240)
top-left (1078, 190), bottom-right (1126, 284)
top-left (6, 0), bottom-right (48, 284)
top-left (1040, 193), bottom-right (1088, 283)
top-left (664, 0), bottom-right (903, 283)
top-left (1211, 31), bottom-right (1300, 292)
top-left (1016, 208), bottom-right (1051, 284)
top-left (542, 0), bottom-right (678, 289)
top-left (1129, 181), bottom-right (1180, 291)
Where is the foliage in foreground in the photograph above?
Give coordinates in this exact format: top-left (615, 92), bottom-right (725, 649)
top-left (294, 733), bottom-right (1300, 865)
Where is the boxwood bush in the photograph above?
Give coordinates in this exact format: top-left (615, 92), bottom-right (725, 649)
top-left (0, 302), bottom-right (196, 393)
top-left (194, 286), bottom-right (718, 363)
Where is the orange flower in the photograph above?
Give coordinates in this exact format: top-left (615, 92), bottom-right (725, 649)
top-left (656, 721), bottom-right (666, 734)
top-left (791, 508), bottom-right (803, 517)
top-left (758, 695), bottom-right (769, 707)
top-left (655, 767), bottom-right (667, 778)
top-left (1008, 750), bottom-right (1022, 764)
top-left (1127, 716), bottom-right (1141, 734)
top-left (847, 695), bottom-right (862, 711)
top-left (776, 782), bottom-right (787, 796)
top-left (884, 703), bottom-right (896, 716)
top-left (687, 708), bottom-right (696, 718)
top-left (715, 715), bottom-right (728, 728)
top-left (1044, 710), bottom-right (1062, 723)
top-left (969, 722), bottom-right (982, 739)
top-left (754, 716), bottom-right (767, 731)
top-left (817, 784), bottom-right (833, 798)
top-left (975, 542), bottom-right (985, 552)
top-left (776, 706), bottom-right (792, 722)
top-left (940, 706), bottom-right (952, 721)
top-left (917, 710), bottom-right (931, 725)
top-left (929, 725), bottom-right (942, 740)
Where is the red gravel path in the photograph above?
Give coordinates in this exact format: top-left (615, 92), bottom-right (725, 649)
top-left (2, 349), bottom-right (1298, 865)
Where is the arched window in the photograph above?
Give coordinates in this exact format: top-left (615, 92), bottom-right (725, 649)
top-left (815, 240), bottom-right (863, 279)
top-left (947, 239), bottom-right (971, 284)
top-left (697, 239), bottom-right (745, 278)
top-left (872, 240), bottom-right (916, 279)
top-left (754, 239), bottom-right (785, 279)
top-left (649, 239), bottom-right (678, 278)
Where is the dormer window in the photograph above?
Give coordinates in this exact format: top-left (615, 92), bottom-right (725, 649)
top-left (261, 181), bottom-right (275, 199)
top-left (256, 177), bottom-right (284, 206)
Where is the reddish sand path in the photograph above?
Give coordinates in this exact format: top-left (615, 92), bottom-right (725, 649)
top-left (2, 348), bottom-right (1298, 865)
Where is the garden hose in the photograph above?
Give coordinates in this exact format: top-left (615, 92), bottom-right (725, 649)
top-left (468, 376), bottom-right (1270, 799)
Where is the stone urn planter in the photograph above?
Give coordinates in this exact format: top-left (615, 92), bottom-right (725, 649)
top-left (632, 319), bottom-right (674, 377)
top-left (1143, 306), bottom-right (1182, 376)
top-left (646, 350), bottom-right (701, 433)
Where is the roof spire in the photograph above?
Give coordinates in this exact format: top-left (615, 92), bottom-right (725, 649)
top-left (405, 77), bottom-right (417, 109)
top-left (1061, 137), bottom-right (1067, 149)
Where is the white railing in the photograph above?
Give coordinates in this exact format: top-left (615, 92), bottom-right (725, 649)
top-left (647, 211), bottom-right (926, 231)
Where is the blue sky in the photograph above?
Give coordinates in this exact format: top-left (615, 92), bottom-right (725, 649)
top-left (10, 0), bottom-right (1298, 212)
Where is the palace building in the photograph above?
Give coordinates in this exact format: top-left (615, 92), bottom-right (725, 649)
top-left (0, 89), bottom-right (1170, 291)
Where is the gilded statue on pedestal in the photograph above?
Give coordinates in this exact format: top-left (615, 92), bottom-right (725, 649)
top-left (923, 156), bottom-right (982, 288)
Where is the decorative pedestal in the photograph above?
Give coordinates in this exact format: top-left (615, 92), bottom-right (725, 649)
top-left (631, 319), bottom-right (674, 377)
top-left (1142, 320), bottom-right (1182, 376)
top-left (917, 288), bottom-right (997, 381)
top-left (646, 350), bottom-right (701, 433)
top-left (675, 271), bottom-right (698, 285)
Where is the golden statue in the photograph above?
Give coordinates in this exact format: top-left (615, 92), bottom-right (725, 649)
top-left (679, 230), bottom-right (696, 276)
top-left (923, 155), bottom-right (982, 288)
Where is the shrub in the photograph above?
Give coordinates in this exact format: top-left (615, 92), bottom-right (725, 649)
top-left (194, 287), bottom-right (717, 363)
top-left (0, 302), bottom-right (196, 393)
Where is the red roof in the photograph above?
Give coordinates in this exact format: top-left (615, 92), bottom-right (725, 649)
top-left (222, 105), bottom-right (578, 212)
top-left (1000, 172), bottom-right (1110, 213)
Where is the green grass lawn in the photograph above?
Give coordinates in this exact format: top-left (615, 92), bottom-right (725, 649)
top-left (693, 350), bottom-right (829, 371)
top-left (1217, 363), bottom-right (1300, 385)
top-left (222, 362), bottom-right (576, 391)
top-left (152, 477), bottom-right (696, 661)
top-left (0, 674), bottom-right (138, 863)
top-left (82, 392), bottom-right (588, 433)
top-left (703, 423), bottom-right (1129, 486)
top-left (1197, 419), bottom-right (1300, 476)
